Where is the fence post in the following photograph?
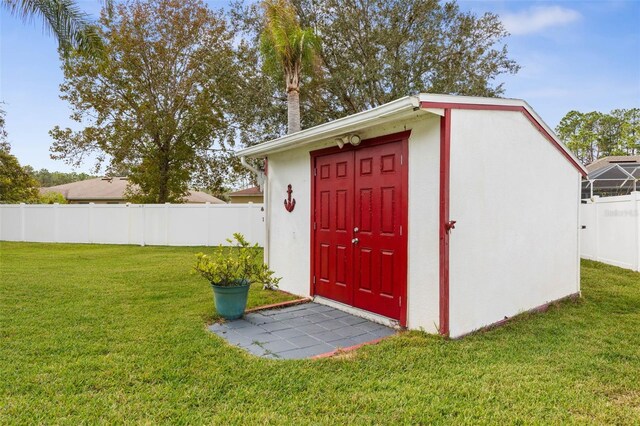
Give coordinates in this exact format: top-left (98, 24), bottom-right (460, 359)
top-left (205, 202), bottom-right (211, 246)
top-left (634, 191), bottom-right (640, 272)
top-left (140, 204), bottom-right (146, 247)
top-left (246, 202), bottom-right (255, 243)
top-left (20, 203), bottom-right (26, 242)
top-left (165, 203), bottom-right (170, 245)
top-left (593, 197), bottom-right (600, 263)
top-left (126, 203), bottom-right (131, 245)
top-left (53, 203), bottom-right (59, 243)
top-left (88, 203), bottom-right (94, 243)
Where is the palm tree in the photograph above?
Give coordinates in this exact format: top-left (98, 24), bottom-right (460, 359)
top-left (2, 0), bottom-right (111, 57)
top-left (260, 0), bottom-right (319, 134)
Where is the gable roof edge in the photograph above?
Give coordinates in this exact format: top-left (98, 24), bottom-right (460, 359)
top-left (238, 94), bottom-right (586, 176)
top-left (417, 94), bottom-right (587, 176)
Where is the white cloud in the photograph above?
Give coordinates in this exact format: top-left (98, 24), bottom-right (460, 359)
top-left (501, 6), bottom-right (581, 35)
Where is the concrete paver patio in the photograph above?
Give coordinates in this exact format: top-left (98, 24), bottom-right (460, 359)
top-left (208, 302), bottom-right (396, 359)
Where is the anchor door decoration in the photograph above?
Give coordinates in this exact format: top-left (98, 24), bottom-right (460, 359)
top-left (284, 184), bottom-right (296, 212)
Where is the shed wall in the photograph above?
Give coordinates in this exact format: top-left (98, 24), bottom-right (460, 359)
top-left (266, 114), bottom-right (441, 331)
top-left (448, 109), bottom-right (581, 337)
top-left (266, 148), bottom-right (313, 298)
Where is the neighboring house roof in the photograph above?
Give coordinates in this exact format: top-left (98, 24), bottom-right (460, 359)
top-left (186, 190), bottom-right (226, 203)
top-left (585, 155), bottom-right (640, 173)
top-left (237, 93), bottom-right (587, 177)
top-left (228, 186), bottom-right (263, 197)
top-left (39, 177), bottom-right (225, 204)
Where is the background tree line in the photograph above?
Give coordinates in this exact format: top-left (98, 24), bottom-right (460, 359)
top-left (556, 109), bottom-right (640, 165)
top-left (2, 0), bottom-right (520, 203)
top-left (24, 167), bottom-right (95, 187)
top-left (2, 0), bottom-right (638, 203)
top-left (0, 107), bottom-right (39, 203)
top-left (45, 0), bottom-right (522, 203)
top-left (10, 0), bottom-right (632, 203)
top-left (0, 108), bottom-right (71, 203)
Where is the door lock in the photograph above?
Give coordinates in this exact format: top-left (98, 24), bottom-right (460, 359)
top-left (353, 227), bottom-right (359, 233)
top-left (351, 238), bottom-right (359, 244)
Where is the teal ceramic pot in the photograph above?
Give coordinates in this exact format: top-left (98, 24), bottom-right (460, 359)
top-left (211, 280), bottom-right (250, 320)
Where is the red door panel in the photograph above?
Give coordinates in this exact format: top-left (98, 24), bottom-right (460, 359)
top-left (312, 134), bottom-right (407, 322)
top-left (313, 151), bottom-right (354, 305)
top-left (353, 142), bottom-right (404, 319)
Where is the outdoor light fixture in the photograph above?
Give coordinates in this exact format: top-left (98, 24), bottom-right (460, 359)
top-left (335, 134), bottom-right (362, 149)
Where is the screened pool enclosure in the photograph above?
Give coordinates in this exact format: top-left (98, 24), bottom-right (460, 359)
top-left (582, 162), bottom-right (640, 199)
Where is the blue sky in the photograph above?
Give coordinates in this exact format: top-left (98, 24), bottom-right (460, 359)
top-left (1, 0), bottom-right (639, 173)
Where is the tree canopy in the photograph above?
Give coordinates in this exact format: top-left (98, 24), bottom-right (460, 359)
top-left (24, 167), bottom-right (95, 187)
top-left (48, 0), bottom-right (520, 194)
top-left (0, 108), bottom-right (40, 203)
top-left (295, 0), bottom-right (519, 115)
top-left (0, 148), bottom-right (41, 203)
top-left (38, 191), bottom-right (68, 204)
top-left (260, 0), bottom-right (320, 133)
top-left (556, 109), bottom-right (640, 165)
top-left (229, 0), bottom-right (519, 146)
top-left (50, 0), bottom-right (237, 203)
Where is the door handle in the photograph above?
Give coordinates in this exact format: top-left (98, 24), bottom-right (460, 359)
top-left (353, 227), bottom-right (359, 233)
top-left (351, 238), bottom-right (359, 244)
top-left (444, 220), bottom-right (456, 234)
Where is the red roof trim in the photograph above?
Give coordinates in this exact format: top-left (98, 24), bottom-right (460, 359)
top-left (420, 101), bottom-right (587, 177)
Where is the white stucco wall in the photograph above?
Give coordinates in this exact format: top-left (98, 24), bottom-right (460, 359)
top-left (265, 113), bottom-right (442, 332)
top-left (265, 147), bottom-right (314, 298)
top-left (448, 109), bottom-right (581, 338)
top-left (405, 115), bottom-right (441, 332)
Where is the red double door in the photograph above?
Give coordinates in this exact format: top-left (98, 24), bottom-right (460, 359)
top-left (312, 134), bottom-right (408, 322)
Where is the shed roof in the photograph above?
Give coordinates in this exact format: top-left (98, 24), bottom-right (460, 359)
top-left (237, 93), bottom-right (586, 176)
top-left (39, 177), bottom-right (226, 204)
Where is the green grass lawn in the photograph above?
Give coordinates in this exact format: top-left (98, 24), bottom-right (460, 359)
top-left (1, 242), bottom-right (639, 424)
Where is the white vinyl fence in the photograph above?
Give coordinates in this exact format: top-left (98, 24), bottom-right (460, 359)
top-left (0, 203), bottom-right (264, 247)
top-left (580, 192), bottom-right (640, 272)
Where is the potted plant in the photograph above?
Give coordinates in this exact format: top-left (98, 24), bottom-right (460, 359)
top-left (193, 233), bottom-right (280, 320)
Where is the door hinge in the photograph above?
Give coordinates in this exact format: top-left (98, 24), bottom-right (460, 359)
top-left (313, 276), bottom-right (316, 284)
top-left (313, 222), bottom-right (317, 230)
top-left (401, 155), bottom-right (403, 165)
top-left (399, 296), bottom-right (402, 307)
top-left (400, 225), bottom-right (403, 236)
top-left (314, 168), bottom-right (317, 176)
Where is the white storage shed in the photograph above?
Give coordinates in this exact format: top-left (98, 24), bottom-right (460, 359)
top-left (238, 94), bottom-right (586, 338)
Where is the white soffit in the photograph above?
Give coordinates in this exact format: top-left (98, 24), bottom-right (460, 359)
top-left (238, 96), bottom-right (425, 158)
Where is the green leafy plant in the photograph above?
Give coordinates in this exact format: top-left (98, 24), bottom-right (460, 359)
top-left (37, 191), bottom-right (68, 204)
top-left (193, 233), bottom-right (281, 289)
